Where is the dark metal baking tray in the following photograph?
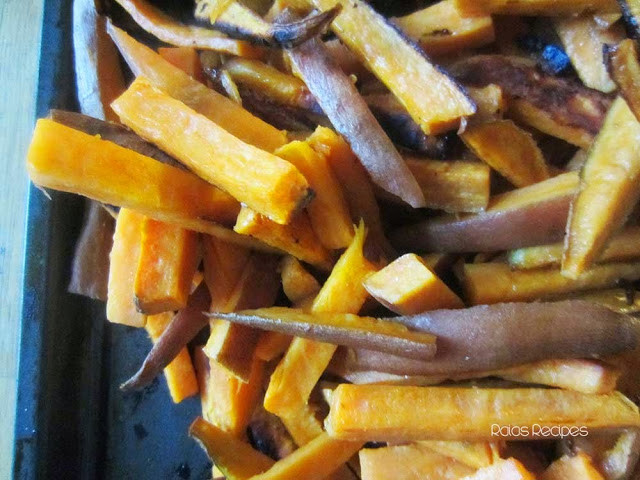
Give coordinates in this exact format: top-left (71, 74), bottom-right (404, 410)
top-left (12, 0), bottom-right (210, 477)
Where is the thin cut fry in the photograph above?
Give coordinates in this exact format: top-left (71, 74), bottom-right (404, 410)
top-left (562, 97), bottom-right (640, 278)
top-left (364, 254), bottom-right (463, 314)
top-left (325, 385), bottom-right (640, 442)
top-left (134, 218), bottom-right (199, 314)
top-left (392, 0), bottom-right (495, 56)
top-left (461, 119), bottom-right (549, 188)
top-left (312, 0), bottom-right (476, 134)
top-left (107, 208), bottom-right (146, 327)
top-left (234, 207), bottom-right (332, 269)
top-left (146, 312), bottom-right (199, 403)
top-left (275, 141), bottom-right (354, 249)
top-left (107, 24), bottom-right (287, 151)
top-left (359, 444), bottom-right (474, 480)
top-left (461, 261), bottom-right (640, 305)
top-left (113, 0), bottom-right (263, 57)
top-left (112, 77), bottom-right (312, 225)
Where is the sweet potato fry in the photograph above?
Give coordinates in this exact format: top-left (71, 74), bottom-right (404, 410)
top-left (133, 218), bottom-right (199, 314)
top-left (359, 444), bottom-right (474, 480)
top-left (454, 0), bottom-right (619, 16)
top-left (285, 34), bottom-right (426, 208)
top-left (364, 254), bottom-right (463, 314)
top-left (461, 459), bottom-right (535, 480)
top-left (68, 201), bottom-right (114, 301)
top-left (205, 253), bottom-right (280, 381)
top-left (190, 417), bottom-right (275, 479)
top-left (462, 261), bottom-right (640, 305)
top-left (392, 0), bottom-right (494, 56)
top-left (249, 432), bottom-right (363, 480)
top-left (264, 223), bottom-right (377, 443)
top-left (107, 24), bottom-right (287, 151)
top-left (466, 84), bottom-right (505, 123)
top-left (276, 141), bottom-right (354, 249)
top-left (461, 119), bottom-right (549, 187)
top-left (332, 300), bottom-right (638, 376)
top-left (311, 0), bottom-right (476, 135)
top-left (606, 39), bottom-right (640, 123)
top-left (107, 208), bottom-right (146, 327)
top-left (202, 235), bottom-right (251, 312)
top-left (195, 348), bottom-right (264, 437)
top-left (112, 77), bottom-right (312, 225)
top-left (25, 119), bottom-right (266, 252)
top-left (196, 0), bottom-right (340, 48)
top-left (452, 55), bottom-right (611, 148)
top-left (509, 226), bottom-right (640, 269)
top-left (255, 332), bottom-right (292, 362)
top-left (146, 312), bottom-right (199, 403)
top-left (113, 0), bottom-right (263, 57)
top-left (562, 97), bottom-right (640, 279)
top-left (234, 207), bottom-right (332, 269)
top-left (157, 47), bottom-right (204, 82)
top-left (391, 171), bottom-right (579, 253)
top-left (280, 256), bottom-right (321, 304)
top-left (325, 385), bottom-right (640, 442)
top-left (216, 307), bottom-right (437, 360)
top-left (405, 157), bottom-right (491, 213)
top-left (306, 127), bottom-right (392, 257)
top-left (553, 15), bottom-right (622, 93)
top-left (541, 453), bottom-right (605, 480)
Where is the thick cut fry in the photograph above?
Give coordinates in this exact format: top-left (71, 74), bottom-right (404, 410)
top-left (146, 312), bottom-right (198, 403)
top-left (453, 55), bottom-right (612, 148)
top-left (112, 78), bottom-right (311, 225)
top-left (68, 201), bottom-right (114, 301)
top-left (307, 127), bottom-right (391, 257)
top-left (264, 224), bottom-right (377, 443)
top-left (495, 359), bottom-right (620, 395)
top-left (461, 459), bottom-right (535, 480)
top-left (392, 0), bottom-right (494, 56)
top-left (25, 120), bottom-right (263, 250)
top-left (509, 226), bottom-right (640, 269)
top-left (216, 307), bottom-right (437, 359)
top-left (391, 171), bottom-right (579, 253)
top-left (276, 141), bottom-right (354, 249)
top-left (190, 417), bottom-right (275, 479)
top-left (359, 444), bottom-right (474, 480)
top-left (461, 120), bottom-right (549, 187)
top-left (364, 254), bottom-right (463, 314)
top-left (202, 235), bottom-right (252, 311)
top-left (134, 218), bottom-right (199, 314)
top-left (606, 39), bottom-right (640, 123)
top-left (541, 453), bottom-right (605, 480)
top-left (286, 35), bottom-right (426, 208)
top-left (280, 256), bottom-right (321, 304)
top-left (554, 15), bottom-right (622, 93)
top-left (224, 57), bottom-right (317, 110)
top-left (205, 253), bottom-right (280, 381)
top-left (454, 0), bottom-right (619, 16)
top-left (461, 261), bottom-right (640, 305)
top-left (325, 385), bottom-right (640, 442)
top-left (406, 157), bottom-right (491, 213)
top-left (311, 0), bottom-right (476, 134)
top-left (234, 207), bottom-right (331, 269)
top-left (250, 432), bottom-right (363, 480)
top-left (113, 0), bottom-right (263, 57)
top-left (419, 441), bottom-right (495, 469)
top-left (196, 349), bottom-right (263, 437)
top-left (107, 24), bottom-right (286, 151)
top-left (107, 208), bottom-right (146, 327)
top-left (158, 47), bottom-right (204, 82)
top-left (563, 97), bottom-right (640, 279)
